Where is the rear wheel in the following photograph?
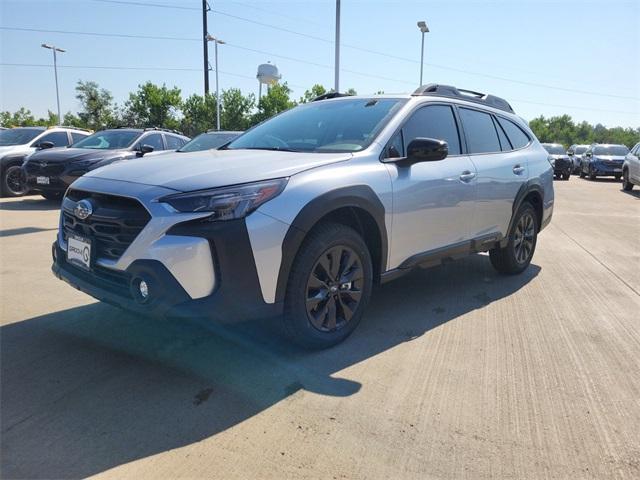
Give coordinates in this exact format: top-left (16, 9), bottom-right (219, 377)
top-left (1, 164), bottom-right (28, 197)
top-left (622, 169), bottom-right (634, 191)
top-left (283, 222), bottom-right (373, 349)
top-left (41, 191), bottom-right (63, 201)
top-left (489, 202), bottom-right (538, 275)
top-left (589, 166), bottom-right (597, 180)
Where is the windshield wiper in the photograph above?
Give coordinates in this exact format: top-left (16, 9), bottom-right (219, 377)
top-left (235, 146), bottom-right (301, 152)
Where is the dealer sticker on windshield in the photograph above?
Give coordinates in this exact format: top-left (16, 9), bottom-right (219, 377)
top-left (67, 235), bottom-right (91, 270)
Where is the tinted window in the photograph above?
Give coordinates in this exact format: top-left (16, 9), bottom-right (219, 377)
top-left (165, 135), bottom-right (185, 150)
top-left (39, 131), bottom-right (70, 147)
top-left (401, 105), bottom-right (461, 155)
top-left (494, 118), bottom-right (512, 151)
top-left (459, 108), bottom-right (500, 154)
top-left (574, 146), bottom-right (588, 155)
top-left (385, 131), bottom-right (404, 158)
top-left (227, 98), bottom-right (406, 153)
top-left (0, 128), bottom-right (43, 146)
top-left (179, 132), bottom-right (241, 152)
top-left (139, 133), bottom-right (164, 150)
top-left (71, 132), bottom-right (88, 144)
top-left (496, 117), bottom-right (530, 149)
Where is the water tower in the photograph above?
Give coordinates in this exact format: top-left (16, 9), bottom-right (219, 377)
top-left (256, 62), bottom-right (281, 101)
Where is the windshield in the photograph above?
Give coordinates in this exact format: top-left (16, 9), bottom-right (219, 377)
top-left (226, 98), bottom-right (407, 153)
top-left (573, 146), bottom-right (588, 154)
top-left (543, 144), bottom-right (565, 154)
top-left (0, 128), bottom-right (43, 146)
top-left (71, 130), bottom-right (140, 150)
top-left (594, 145), bottom-right (629, 156)
top-left (179, 132), bottom-right (241, 152)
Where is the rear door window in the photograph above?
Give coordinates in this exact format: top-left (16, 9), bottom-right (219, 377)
top-left (71, 132), bottom-right (89, 144)
top-left (458, 108), bottom-right (501, 154)
top-left (493, 117), bottom-right (513, 151)
top-left (165, 135), bottom-right (185, 150)
top-left (139, 133), bottom-right (164, 150)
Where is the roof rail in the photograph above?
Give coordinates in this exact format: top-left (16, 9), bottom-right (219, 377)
top-left (48, 125), bottom-right (93, 133)
top-left (143, 126), bottom-right (184, 135)
top-left (412, 83), bottom-right (514, 113)
top-left (312, 92), bottom-right (353, 102)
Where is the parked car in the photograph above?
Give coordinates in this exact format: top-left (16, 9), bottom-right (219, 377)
top-left (567, 144), bottom-right (589, 174)
top-left (541, 143), bottom-right (571, 180)
top-left (51, 84), bottom-right (553, 348)
top-left (622, 142), bottom-right (640, 191)
top-left (0, 126), bottom-right (91, 197)
top-left (579, 144), bottom-right (630, 180)
top-left (23, 127), bottom-right (190, 200)
top-left (177, 130), bottom-right (243, 152)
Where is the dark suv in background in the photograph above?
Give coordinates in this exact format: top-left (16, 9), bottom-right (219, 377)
top-left (23, 127), bottom-right (189, 199)
top-left (542, 143), bottom-right (571, 180)
top-left (567, 144), bottom-right (589, 174)
top-left (579, 144), bottom-right (629, 180)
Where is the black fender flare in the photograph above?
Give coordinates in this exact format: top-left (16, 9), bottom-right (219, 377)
top-left (503, 179), bottom-right (544, 247)
top-left (274, 185), bottom-right (388, 303)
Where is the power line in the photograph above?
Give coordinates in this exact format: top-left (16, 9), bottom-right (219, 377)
top-left (84, 1), bottom-right (640, 102)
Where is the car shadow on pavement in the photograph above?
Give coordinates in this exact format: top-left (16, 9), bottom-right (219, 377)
top-left (1, 254), bottom-right (540, 479)
top-left (0, 197), bottom-right (61, 211)
top-left (621, 189), bottom-right (640, 199)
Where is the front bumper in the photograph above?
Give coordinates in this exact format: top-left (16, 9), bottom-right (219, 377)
top-left (23, 168), bottom-right (79, 194)
top-left (52, 217), bottom-right (283, 321)
top-left (590, 162), bottom-right (623, 176)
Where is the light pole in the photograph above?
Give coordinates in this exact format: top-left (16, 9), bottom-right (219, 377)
top-left (417, 21), bottom-right (429, 86)
top-left (206, 34), bottom-right (225, 131)
top-left (41, 43), bottom-right (65, 124)
top-left (334, 0), bottom-right (341, 92)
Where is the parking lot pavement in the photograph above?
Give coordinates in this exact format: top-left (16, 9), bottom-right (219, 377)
top-left (1, 178), bottom-right (639, 480)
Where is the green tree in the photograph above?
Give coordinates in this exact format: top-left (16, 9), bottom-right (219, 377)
top-left (181, 93), bottom-right (218, 136)
top-left (252, 83), bottom-right (295, 125)
top-left (221, 88), bottom-right (255, 130)
top-left (299, 84), bottom-right (327, 103)
top-left (345, 87), bottom-right (358, 96)
top-left (0, 108), bottom-right (36, 127)
top-left (123, 82), bottom-right (182, 130)
top-left (75, 80), bottom-right (116, 130)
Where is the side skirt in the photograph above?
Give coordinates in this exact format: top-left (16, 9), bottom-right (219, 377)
top-left (379, 233), bottom-right (503, 284)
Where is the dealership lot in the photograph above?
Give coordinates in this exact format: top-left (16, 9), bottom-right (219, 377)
top-left (1, 179), bottom-right (639, 479)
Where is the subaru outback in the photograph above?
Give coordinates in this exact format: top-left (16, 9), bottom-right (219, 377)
top-left (51, 84), bottom-right (554, 348)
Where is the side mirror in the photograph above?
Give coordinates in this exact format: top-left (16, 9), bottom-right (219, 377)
top-left (406, 138), bottom-right (448, 163)
top-left (35, 141), bottom-right (54, 150)
top-left (136, 144), bottom-right (154, 157)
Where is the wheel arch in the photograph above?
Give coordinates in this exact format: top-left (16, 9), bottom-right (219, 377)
top-left (274, 185), bottom-right (388, 303)
top-left (502, 181), bottom-right (544, 248)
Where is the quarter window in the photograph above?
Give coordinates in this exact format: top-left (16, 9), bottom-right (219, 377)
top-left (458, 108), bottom-right (500, 154)
top-left (37, 131), bottom-right (70, 147)
top-left (493, 117), bottom-right (513, 151)
top-left (401, 105), bottom-right (461, 155)
top-left (496, 117), bottom-right (530, 149)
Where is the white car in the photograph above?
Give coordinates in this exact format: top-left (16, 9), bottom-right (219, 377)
top-left (0, 126), bottom-right (91, 196)
top-left (622, 142), bottom-right (640, 191)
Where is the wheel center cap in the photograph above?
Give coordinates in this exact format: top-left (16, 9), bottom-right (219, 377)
top-left (330, 286), bottom-right (338, 293)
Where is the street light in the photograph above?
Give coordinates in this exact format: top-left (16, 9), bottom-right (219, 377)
top-left (206, 34), bottom-right (225, 131)
top-left (417, 21), bottom-right (429, 86)
top-left (41, 43), bottom-right (66, 124)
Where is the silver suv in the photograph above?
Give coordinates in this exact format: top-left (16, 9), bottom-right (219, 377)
top-left (52, 84), bottom-right (554, 348)
top-left (622, 142), bottom-right (640, 191)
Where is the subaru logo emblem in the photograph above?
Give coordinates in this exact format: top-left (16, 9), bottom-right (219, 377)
top-left (74, 199), bottom-right (93, 220)
top-left (40, 161), bottom-right (48, 167)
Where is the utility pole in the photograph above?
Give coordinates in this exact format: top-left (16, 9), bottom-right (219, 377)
top-left (334, 0), bottom-right (340, 92)
top-left (202, 0), bottom-right (210, 96)
top-left (41, 44), bottom-right (65, 124)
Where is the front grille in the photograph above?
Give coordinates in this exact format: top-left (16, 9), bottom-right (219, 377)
top-left (555, 158), bottom-right (571, 169)
top-left (25, 161), bottom-right (65, 176)
top-left (62, 189), bottom-right (151, 261)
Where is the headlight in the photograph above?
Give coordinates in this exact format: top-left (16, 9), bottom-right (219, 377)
top-left (161, 178), bottom-right (288, 220)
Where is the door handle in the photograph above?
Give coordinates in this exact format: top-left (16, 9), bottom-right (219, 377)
top-left (513, 164), bottom-right (525, 175)
top-left (459, 171), bottom-right (476, 182)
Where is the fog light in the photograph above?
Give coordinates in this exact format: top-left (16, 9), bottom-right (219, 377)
top-left (139, 280), bottom-right (149, 299)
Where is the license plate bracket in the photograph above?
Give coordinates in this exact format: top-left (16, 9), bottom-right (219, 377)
top-left (67, 235), bottom-right (92, 270)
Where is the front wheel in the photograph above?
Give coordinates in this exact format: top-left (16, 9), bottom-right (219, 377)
top-left (614, 174), bottom-right (622, 181)
top-left (489, 202), bottom-right (538, 275)
top-left (562, 172), bottom-right (570, 180)
top-left (283, 223), bottom-right (373, 349)
top-left (1, 164), bottom-right (28, 197)
top-left (588, 166), bottom-right (597, 180)
top-left (623, 170), bottom-right (634, 191)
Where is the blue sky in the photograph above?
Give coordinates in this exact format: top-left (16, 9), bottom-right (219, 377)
top-left (1, 0), bottom-right (638, 127)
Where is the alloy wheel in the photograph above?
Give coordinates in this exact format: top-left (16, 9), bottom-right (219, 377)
top-left (305, 245), bottom-right (364, 332)
top-left (513, 213), bottom-right (535, 264)
top-left (4, 166), bottom-right (27, 196)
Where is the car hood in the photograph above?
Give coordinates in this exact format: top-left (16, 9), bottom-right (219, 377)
top-left (593, 155), bottom-right (626, 161)
top-left (85, 149), bottom-right (353, 192)
top-left (27, 147), bottom-right (130, 164)
top-left (0, 145), bottom-right (31, 158)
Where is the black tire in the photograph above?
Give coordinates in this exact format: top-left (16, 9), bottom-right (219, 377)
top-left (623, 170), bottom-right (634, 191)
top-left (589, 167), bottom-right (597, 180)
top-left (283, 222), bottom-right (373, 349)
top-left (489, 202), bottom-right (538, 275)
top-left (579, 168), bottom-right (585, 178)
top-left (1, 164), bottom-right (28, 197)
top-left (41, 191), bottom-right (63, 201)
top-left (614, 174), bottom-right (621, 181)
top-left (562, 172), bottom-right (570, 180)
